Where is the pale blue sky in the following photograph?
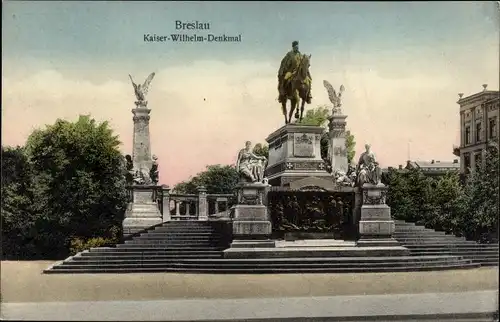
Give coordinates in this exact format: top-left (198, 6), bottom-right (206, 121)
top-left (3, 1), bottom-right (498, 72)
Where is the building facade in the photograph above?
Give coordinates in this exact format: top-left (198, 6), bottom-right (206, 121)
top-left (456, 85), bottom-right (499, 174)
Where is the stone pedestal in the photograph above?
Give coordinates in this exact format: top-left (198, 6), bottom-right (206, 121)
top-left (327, 114), bottom-right (349, 174)
top-left (264, 124), bottom-right (331, 187)
top-left (224, 183), bottom-right (275, 257)
top-left (357, 183), bottom-right (400, 247)
top-left (123, 187), bottom-right (162, 238)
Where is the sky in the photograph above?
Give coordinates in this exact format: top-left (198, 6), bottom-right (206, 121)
top-left (2, 1), bottom-right (499, 187)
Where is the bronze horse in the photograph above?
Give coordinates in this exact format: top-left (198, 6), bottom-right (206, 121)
top-left (279, 54), bottom-right (312, 124)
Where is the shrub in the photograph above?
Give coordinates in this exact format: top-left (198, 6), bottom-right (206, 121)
top-left (69, 236), bottom-right (117, 256)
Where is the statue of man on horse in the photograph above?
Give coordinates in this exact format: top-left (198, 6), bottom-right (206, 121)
top-left (277, 41), bottom-right (313, 124)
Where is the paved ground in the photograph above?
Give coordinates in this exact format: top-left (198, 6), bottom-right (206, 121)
top-left (2, 291), bottom-right (498, 321)
top-left (1, 261), bottom-right (498, 302)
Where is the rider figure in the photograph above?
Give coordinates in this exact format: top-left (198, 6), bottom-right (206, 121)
top-left (277, 41), bottom-right (312, 104)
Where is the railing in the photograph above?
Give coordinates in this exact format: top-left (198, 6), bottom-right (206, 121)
top-left (126, 185), bottom-right (235, 221)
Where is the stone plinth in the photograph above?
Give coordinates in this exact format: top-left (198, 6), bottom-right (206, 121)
top-left (357, 183), bottom-right (402, 248)
top-left (264, 124), bottom-right (331, 187)
top-left (123, 186), bottom-right (162, 238)
top-left (132, 107), bottom-right (153, 172)
top-left (224, 183), bottom-right (275, 256)
top-left (327, 114), bottom-right (349, 174)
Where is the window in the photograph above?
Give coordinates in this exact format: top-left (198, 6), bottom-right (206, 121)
top-left (465, 126), bottom-right (471, 144)
top-left (490, 117), bottom-right (497, 138)
top-left (476, 122), bottom-right (482, 142)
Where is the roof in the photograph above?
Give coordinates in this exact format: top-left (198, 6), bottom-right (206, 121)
top-left (408, 160), bottom-right (460, 169)
top-left (458, 90), bottom-right (499, 105)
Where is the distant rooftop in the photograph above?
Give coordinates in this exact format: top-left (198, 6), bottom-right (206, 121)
top-left (407, 159), bottom-right (460, 170)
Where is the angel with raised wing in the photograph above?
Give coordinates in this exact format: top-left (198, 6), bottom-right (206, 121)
top-left (323, 80), bottom-right (345, 115)
top-left (129, 72), bottom-right (156, 104)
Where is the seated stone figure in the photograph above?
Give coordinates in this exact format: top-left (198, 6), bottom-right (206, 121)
top-left (132, 166), bottom-right (152, 185)
top-left (355, 144), bottom-right (382, 187)
top-left (332, 169), bottom-right (354, 187)
top-left (236, 141), bottom-right (268, 183)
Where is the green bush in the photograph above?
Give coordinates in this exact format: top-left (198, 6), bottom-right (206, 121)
top-left (69, 236), bottom-right (117, 256)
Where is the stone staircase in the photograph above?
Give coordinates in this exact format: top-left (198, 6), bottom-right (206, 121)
top-left (45, 221), bottom-right (229, 273)
top-left (45, 221), bottom-right (482, 274)
top-left (393, 220), bottom-right (499, 266)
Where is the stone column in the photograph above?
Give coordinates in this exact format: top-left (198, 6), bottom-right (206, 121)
top-left (357, 183), bottom-right (401, 247)
top-left (175, 201), bottom-right (181, 218)
top-left (132, 105), bottom-right (153, 172)
top-left (197, 186), bottom-right (208, 221)
top-left (214, 201), bottom-right (219, 215)
top-left (122, 103), bottom-right (162, 238)
top-left (327, 114), bottom-right (349, 174)
top-left (224, 182), bottom-right (275, 258)
top-left (162, 186), bottom-right (171, 222)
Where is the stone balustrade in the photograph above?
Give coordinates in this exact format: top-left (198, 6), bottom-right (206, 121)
top-left (126, 185), bottom-right (235, 222)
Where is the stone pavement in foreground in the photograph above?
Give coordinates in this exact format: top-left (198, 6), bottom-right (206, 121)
top-left (1, 262), bottom-right (498, 321)
top-left (2, 291), bottom-right (498, 321)
top-left (1, 261), bottom-right (498, 303)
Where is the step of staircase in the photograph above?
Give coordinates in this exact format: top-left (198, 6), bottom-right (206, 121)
top-left (153, 227), bottom-right (216, 234)
top-left (124, 239), bottom-right (222, 245)
top-left (81, 250), bottom-right (224, 257)
top-left (55, 259), bottom-right (469, 269)
top-left (406, 249), bottom-right (498, 257)
top-left (88, 247), bottom-right (225, 253)
top-left (134, 234), bottom-right (223, 240)
top-left (75, 255), bottom-right (224, 260)
top-left (403, 243), bottom-right (499, 249)
top-left (141, 232), bottom-right (219, 237)
top-left (393, 220), bottom-right (499, 267)
top-left (393, 232), bottom-right (448, 237)
top-left (44, 262), bottom-right (480, 274)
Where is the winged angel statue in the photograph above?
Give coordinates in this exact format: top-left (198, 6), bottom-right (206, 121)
top-left (323, 80), bottom-right (345, 115)
top-left (129, 72), bottom-right (156, 106)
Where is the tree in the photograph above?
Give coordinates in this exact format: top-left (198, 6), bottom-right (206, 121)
top-left (1, 146), bottom-right (39, 259)
top-left (346, 130), bottom-right (356, 164)
top-left (454, 139), bottom-right (499, 242)
top-left (299, 105), bottom-right (356, 164)
top-left (386, 167), bottom-right (435, 224)
top-left (20, 115), bottom-right (128, 257)
top-left (173, 164), bottom-right (239, 195)
top-left (299, 105), bottom-right (330, 127)
top-left (253, 143), bottom-right (269, 159)
top-left (425, 171), bottom-right (463, 233)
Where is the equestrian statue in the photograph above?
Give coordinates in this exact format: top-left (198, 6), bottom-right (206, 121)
top-left (277, 41), bottom-right (313, 124)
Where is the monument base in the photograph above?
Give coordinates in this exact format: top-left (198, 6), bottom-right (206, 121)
top-left (356, 184), bottom-right (402, 248)
top-left (265, 124), bottom-right (331, 187)
top-left (232, 204), bottom-right (272, 236)
top-left (227, 183), bottom-right (274, 255)
top-left (122, 190), bottom-right (162, 238)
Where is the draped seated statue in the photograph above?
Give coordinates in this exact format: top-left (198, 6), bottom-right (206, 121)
top-left (355, 144), bottom-right (382, 187)
top-left (236, 141), bottom-right (268, 184)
